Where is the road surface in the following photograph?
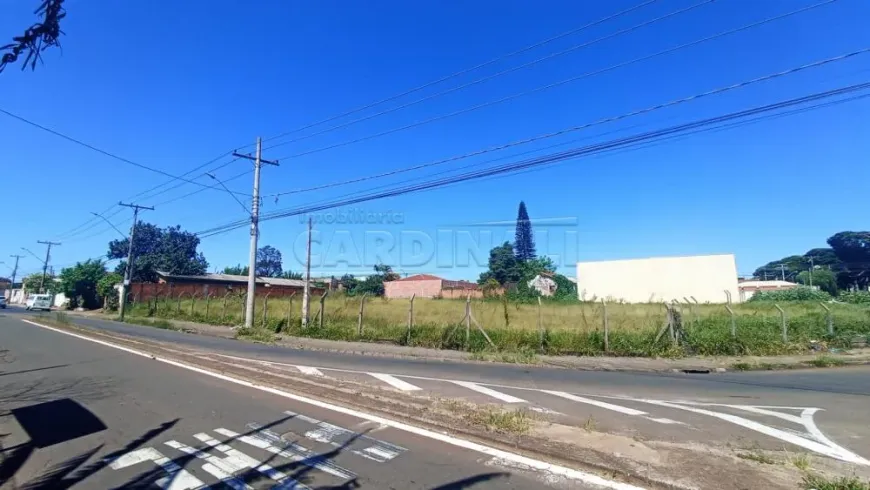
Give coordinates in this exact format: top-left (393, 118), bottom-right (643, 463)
top-left (0, 310), bottom-right (616, 489)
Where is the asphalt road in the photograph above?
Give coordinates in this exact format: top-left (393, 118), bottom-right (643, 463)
top-left (0, 310), bottom-right (609, 489)
top-left (4, 307), bottom-right (870, 472)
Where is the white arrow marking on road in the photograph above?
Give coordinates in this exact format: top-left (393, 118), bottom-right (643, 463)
top-left (368, 373), bottom-right (422, 391)
top-left (451, 381), bottom-right (527, 403)
top-left (110, 447), bottom-right (207, 490)
top-left (636, 399), bottom-right (870, 465)
top-left (296, 366), bottom-right (323, 376)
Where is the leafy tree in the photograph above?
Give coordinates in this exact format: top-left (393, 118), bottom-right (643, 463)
top-left (353, 264), bottom-right (400, 296)
top-left (339, 274), bottom-right (359, 294)
top-left (256, 245), bottom-right (283, 277)
top-left (478, 242), bottom-right (523, 285)
top-left (222, 264), bottom-right (249, 276)
top-left (97, 272), bottom-right (123, 311)
top-left (796, 269), bottom-right (838, 296)
top-left (827, 231), bottom-right (870, 290)
top-left (804, 248), bottom-right (842, 267)
top-left (280, 270), bottom-right (303, 280)
top-left (753, 255), bottom-right (806, 281)
top-left (59, 259), bottom-right (107, 309)
top-left (514, 201), bottom-right (536, 262)
top-left (520, 256), bottom-right (556, 278)
top-left (748, 286), bottom-right (831, 302)
top-left (22, 272), bottom-right (55, 293)
top-left (1, 0), bottom-right (65, 73)
top-left (108, 222), bottom-right (208, 282)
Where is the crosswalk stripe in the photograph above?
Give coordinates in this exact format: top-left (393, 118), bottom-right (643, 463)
top-left (541, 391), bottom-right (647, 416)
top-left (296, 366), bottom-right (324, 376)
top-left (451, 381), bottom-right (526, 403)
top-left (368, 373), bottom-right (422, 391)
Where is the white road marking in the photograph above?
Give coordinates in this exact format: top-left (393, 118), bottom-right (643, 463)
top-left (109, 447), bottom-right (206, 490)
top-left (541, 390), bottom-right (647, 416)
top-left (643, 417), bottom-right (685, 425)
top-left (529, 407), bottom-right (564, 416)
top-left (368, 372), bottom-right (422, 391)
top-left (193, 432), bottom-right (303, 487)
top-left (276, 413), bottom-right (406, 463)
top-left (296, 365), bottom-right (324, 376)
top-left (24, 319), bottom-right (645, 490)
top-left (451, 380), bottom-right (527, 403)
top-left (225, 427), bottom-right (356, 481)
top-left (164, 440), bottom-right (253, 490)
top-left (635, 399), bottom-right (870, 466)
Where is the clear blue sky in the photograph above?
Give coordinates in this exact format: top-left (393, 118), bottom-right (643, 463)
top-left (2, 0), bottom-right (869, 281)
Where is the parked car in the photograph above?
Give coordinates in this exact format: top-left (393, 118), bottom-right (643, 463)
top-left (0, 296), bottom-right (6, 309)
top-left (25, 294), bottom-right (52, 311)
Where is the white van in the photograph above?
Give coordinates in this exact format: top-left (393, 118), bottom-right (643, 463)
top-left (25, 294), bottom-right (53, 311)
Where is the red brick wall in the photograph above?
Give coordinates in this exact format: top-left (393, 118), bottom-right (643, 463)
top-left (129, 282), bottom-right (324, 301)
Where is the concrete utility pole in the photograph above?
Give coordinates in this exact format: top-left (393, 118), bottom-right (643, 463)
top-left (8, 254), bottom-right (23, 297)
top-left (36, 241), bottom-right (61, 293)
top-left (808, 257), bottom-right (814, 287)
top-left (780, 264), bottom-right (787, 281)
top-left (301, 217), bottom-right (313, 328)
top-left (118, 202), bottom-right (154, 321)
top-left (233, 138), bottom-right (279, 328)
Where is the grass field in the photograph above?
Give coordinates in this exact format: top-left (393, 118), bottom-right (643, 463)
top-left (127, 294), bottom-right (870, 358)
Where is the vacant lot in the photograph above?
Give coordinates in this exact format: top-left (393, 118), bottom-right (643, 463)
top-left (128, 294), bottom-right (870, 358)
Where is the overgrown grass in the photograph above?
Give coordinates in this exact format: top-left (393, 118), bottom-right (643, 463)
top-left (802, 474), bottom-right (870, 490)
top-left (805, 355), bottom-right (847, 368)
top-left (235, 327), bottom-right (277, 343)
top-left (124, 295), bottom-right (870, 358)
top-left (737, 450), bottom-right (776, 465)
top-left (117, 316), bottom-right (177, 330)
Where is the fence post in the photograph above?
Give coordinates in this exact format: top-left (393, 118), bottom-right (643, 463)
top-left (819, 302), bottom-right (833, 336)
top-left (601, 298), bottom-right (609, 353)
top-left (775, 304), bottom-right (787, 343)
top-left (222, 292), bottom-right (230, 320)
top-left (190, 294), bottom-right (197, 316)
top-left (725, 305), bottom-right (736, 338)
top-left (319, 291), bottom-right (329, 328)
top-left (465, 295), bottom-right (471, 349)
top-left (205, 294), bottom-right (212, 321)
top-left (240, 293), bottom-right (247, 322)
top-left (407, 294), bottom-right (415, 345)
top-left (286, 292), bottom-right (297, 328)
top-left (724, 290), bottom-right (732, 305)
top-left (357, 293), bottom-right (367, 336)
top-left (262, 291), bottom-right (272, 327)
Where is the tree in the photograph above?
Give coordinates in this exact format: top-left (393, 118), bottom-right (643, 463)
top-left (108, 222), bottom-right (208, 282)
top-left (280, 270), bottom-right (303, 280)
top-left (796, 269), bottom-right (838, 296)
top-left (827, 231), bottom-right (870, 290)
top-left (753, 255), bottom-right (807, 281)
top-left (804, 248), bottom-right (842, 267)
top-left (514, 201), bottom-right (536, 262)
top-left (339, 274), bottom-right (359, 294)
top-left (478, 242), bottom-right (523, 285)
top-left (222, 264), bottom-right (249, 276)
top-left (353, 264), bottom-right (400, 296)
top-left (22, 272), bottom-right (55, 293)
top-left (97, 272), bottom-right (123, 311)
top-left (256, 245), bottom-right (283, 277)
top-left (1, 0), bottom-right (65, 73)
top-left (59, 259), bottom-right (107, 309)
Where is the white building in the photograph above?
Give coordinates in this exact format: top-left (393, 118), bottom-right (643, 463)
top-left (576, 254), bottom-right (739, 304)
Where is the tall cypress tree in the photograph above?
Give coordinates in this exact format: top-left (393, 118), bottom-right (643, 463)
top-left (514, 201), bottom-right (536, 261)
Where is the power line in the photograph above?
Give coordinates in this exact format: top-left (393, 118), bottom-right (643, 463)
top-left (269, 0), bottom-right (838, 163)
top-left (266, 45), bottom-right (867, 198)
top-left (0, 108), bottom-right (253, 198)
top-left (259, 0), bottom-right (662, 146)
top-left (195, 80), bottom-right (870, 239)
top-left (262, 0), bottom-right (697, 151)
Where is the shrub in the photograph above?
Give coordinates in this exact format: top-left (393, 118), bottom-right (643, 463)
top-left (839, 291), bottom-right (870, 305)
top-left (748, 286), bottom-right (831, 302)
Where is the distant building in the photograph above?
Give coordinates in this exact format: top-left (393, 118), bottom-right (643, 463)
top-left (738, 279), bottom-right (799, 302)
top-left (128, 271), bottom-right (325, 301)
top-left (576, 254), bottom-right (739, 303)
top-left (528, 272), bottom-right (558, 297)
top-left (384, 274), bottom-right (481, 299)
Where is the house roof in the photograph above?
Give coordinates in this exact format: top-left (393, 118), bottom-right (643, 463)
top-left (156, 271), bottom-right (309, 288)
top-left (393, 274), bottom-right (443, 282)
top-left (738, 280), bottom-right (798, 289)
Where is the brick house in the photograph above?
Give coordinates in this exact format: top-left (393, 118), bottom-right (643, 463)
top-left (384, 274), bottom-right (482, 299)
top-left (128, 271), bottom-right (325, 301)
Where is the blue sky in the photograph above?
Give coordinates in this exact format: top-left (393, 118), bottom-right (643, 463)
top-left (2, 0), bottom-right (869, 281)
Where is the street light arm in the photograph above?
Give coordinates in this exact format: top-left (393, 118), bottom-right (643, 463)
top-left (207, 173), bottom-right (251, 217)
top-left (90, 212), bottom-right (129, 239)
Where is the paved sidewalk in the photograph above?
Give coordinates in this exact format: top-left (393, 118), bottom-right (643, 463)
top-left (63, 309), bottom-right (870, 373)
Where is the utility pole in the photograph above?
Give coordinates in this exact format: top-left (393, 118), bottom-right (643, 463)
top-left (233, 138), bottom-right (279, 328)
top-left (779, 264), bottom-right (786, 281)
top-left (36, 241), bottom-right (61, 293)
top-left (808, 257), bottom-right (814, 288)
top-left (118, 202), bottom-right (154, 321)
top-left (301, 217), bottom-right (313, 328)
top-left (8, 254), bottom-right (23, 298)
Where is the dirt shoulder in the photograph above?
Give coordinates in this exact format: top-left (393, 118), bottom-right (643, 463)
top-left (27, 315), bottom-right (857, 490)
top-left (65, 309), bottom-right (870, 373)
